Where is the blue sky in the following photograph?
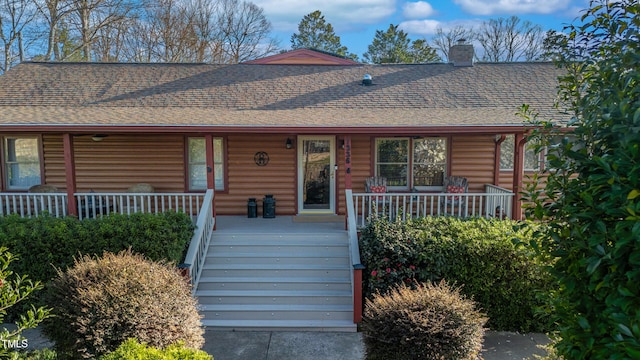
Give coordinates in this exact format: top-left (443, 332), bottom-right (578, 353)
top-left (253, 0), bottom-right (590, 57)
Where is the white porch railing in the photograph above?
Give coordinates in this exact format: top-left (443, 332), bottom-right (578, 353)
top-left (1, 192), bottom-right (205, 220)
top-left (74, 192), bottom-right (205, 220)
top-left (352, 185), bottom-right (514, 228)
top-left (183, 189), bottom-right (215, 293)
top-left (0, 193), bottom-right (68, 217)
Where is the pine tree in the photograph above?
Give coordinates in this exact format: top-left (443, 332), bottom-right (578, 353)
top-left (290, 10), bottom-right (356, 60)
top-left (363, 24), bottom-right (440, 64)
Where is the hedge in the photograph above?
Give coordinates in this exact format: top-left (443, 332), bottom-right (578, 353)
top-left (0, 211), bottom-right (195, 319)
top-left (359, 216), bottom-right (553, 333)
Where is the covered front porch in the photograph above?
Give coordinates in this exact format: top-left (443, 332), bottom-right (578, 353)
top-left (0, 184), bottom-right (514, 224)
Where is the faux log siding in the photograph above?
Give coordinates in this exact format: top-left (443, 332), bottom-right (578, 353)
top-left (337, 135), bottom-right (372, 215)
top-left (215, 135), bottom-right (296, 215)
top-left (72, 135), bottom-right (185, 193)
top-left (450, 135), bottom-right (496, 192)
top-left (42, 135), bottom-right (67, 190)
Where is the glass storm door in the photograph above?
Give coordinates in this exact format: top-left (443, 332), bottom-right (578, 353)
top-left (298, 136), bottom-right (335, 213)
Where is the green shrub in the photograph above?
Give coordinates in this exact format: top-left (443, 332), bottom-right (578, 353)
top-left (0, 247), bottom-right (51, 359)
top-left (359, 216), bottom-right (553, 332)
top-left (100, 338), bottom-right (212, 360)
top-left (0, 212), bottom-right (194, 320)
top-left (43, 250), bottom-right (204, 359)
top-left (522, 1), bottom-right (640, 357)
top-left (15, 349), bottom-right (58, 360)
top-left (362, 280), bottom-right (487, 360)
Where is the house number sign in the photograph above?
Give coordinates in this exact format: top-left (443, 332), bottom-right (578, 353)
top-left (254, 151), bottom-right (269, 166)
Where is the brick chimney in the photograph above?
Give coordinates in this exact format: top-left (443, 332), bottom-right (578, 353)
top-left (448, 39), bottom-right (474, 67)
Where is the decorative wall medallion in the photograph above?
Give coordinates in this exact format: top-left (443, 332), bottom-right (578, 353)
top-left (254, 151), bottom-right (269, 166)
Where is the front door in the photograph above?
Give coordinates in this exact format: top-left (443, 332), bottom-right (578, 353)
top-left (298, 136), bottom-right (335, 213)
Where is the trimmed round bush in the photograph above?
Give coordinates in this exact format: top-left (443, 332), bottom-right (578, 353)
top-left (362, 280), bottom-right (487, 360)
top-left (43, 250), bottom-right (204, 359)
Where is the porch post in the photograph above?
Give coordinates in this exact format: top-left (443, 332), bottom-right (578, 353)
top-left (205, 135), bottom-right (215, 190)
top-left (62, 133), bottom-right (78, 216)
top-left (353, 263), bottom-right (365, 323)
top-left (512, 133), bottom-right (525, 220)
top-left (205, 135), bottom-right (216, 227)
top-left (343, 136), bottom-right (352, 189)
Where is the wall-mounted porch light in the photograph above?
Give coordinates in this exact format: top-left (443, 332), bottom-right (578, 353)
top-left (285, 138), bottom-right (293, 149)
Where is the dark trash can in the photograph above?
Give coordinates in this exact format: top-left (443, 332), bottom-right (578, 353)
top-left (263, 194), bottom-right (276, 218)
top-left (247, 198), bottom-right (258, 218)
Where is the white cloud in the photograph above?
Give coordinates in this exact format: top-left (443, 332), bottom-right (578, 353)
top-left (398, 19), bottom-right (442, 36)
top-left (398, 18), bottom-right (483, 37)
top-left (252, 0), bottom-right (396, 33)
top-left (402, 2), bottom-right (436, 19)
top-left (453, 0), bottom-right (572, 16)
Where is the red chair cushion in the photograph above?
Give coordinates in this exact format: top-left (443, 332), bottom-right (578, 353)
top-left (446, 185), bottom-right (465, 201)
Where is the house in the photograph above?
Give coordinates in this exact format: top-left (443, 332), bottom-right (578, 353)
top-left (0, 46), bottom-right (568, 330)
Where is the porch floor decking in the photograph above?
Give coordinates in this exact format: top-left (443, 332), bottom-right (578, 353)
top-left (214, 215), bottom-right (346, 234)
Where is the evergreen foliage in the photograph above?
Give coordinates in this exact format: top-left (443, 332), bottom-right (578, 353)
top-left (359, 217), bottom-right (552, 332)
top-left (523, 0), bottom-right (640, 357)
top-left (363, 24), bottom-right (440, 64)
top-left (290, 10), bottom-right (357, 60)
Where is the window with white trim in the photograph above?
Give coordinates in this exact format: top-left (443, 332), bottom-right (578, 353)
top-left (3, 137), bottom-right (42, 190)
top-left (188, 137), bottom-right (224, 191)
top-left (375, 137), bottom-right (447, 191)
top-left (500, 134), bottom-right (541, 171)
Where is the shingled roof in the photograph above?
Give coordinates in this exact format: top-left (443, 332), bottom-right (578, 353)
top-left (0, 60), bottom-right (569, 133)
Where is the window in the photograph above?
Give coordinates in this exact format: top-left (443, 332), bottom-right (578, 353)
top-left (375, 137), bottom-right (447, 190)
top-left (3, 137), bottom-right (41, 190)
top-left (500, 135), bottom-right (541, 171)
top-left (188, 137), bottom-right (224, 191)
top-left (413, 138), bottom-right (447, 188)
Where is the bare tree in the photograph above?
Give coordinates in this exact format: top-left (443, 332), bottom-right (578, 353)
top-left (65, 0), bottom-right (138, 61)
top-left (432, 25), bottom-right (476, 62)
top-left (216, 0), bottom-right (278, 63)
top-left (476, 16), bottom-right (544, 62)
top-left (0, 0), bottom-right (38, 72)
top-left (32, 0), bottom-right (76, 60)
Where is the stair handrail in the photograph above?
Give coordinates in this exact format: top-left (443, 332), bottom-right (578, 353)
top-left (184, 189), bottom-right (215, 294)
top-left (346, 189), bottom-right (365, 323)
top-left (345, 190), bottom-right (361, 267)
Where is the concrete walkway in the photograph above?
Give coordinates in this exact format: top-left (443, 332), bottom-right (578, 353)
top-left (19, 327), bottom-right (550, 359)
top-left (201, 330), bottom-right (550, 360)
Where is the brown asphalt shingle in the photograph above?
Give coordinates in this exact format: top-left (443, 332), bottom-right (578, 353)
top-left (0, 62), bottom-right (569, 130)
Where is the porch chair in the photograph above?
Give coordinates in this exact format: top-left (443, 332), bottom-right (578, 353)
top-left (365, 176), bottom-right (392, 220)
top-left (365, 176), bottom-right (387, 197)
top-left (28, 184), bottom-right (66, 216)
top-left (441, 176), bottom-right (468, 215)
top-left (28, 184), bottom-right (59, 193)
top-left (125, 183), bottom-right (155, 213)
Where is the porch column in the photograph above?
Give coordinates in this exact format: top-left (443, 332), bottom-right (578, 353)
top-left (205, 135), bottom-right (216, 227)
top-left (512, 133), bottom-right (525, 220)
top-left (205, 134), bottom-right (215, 190)
top-left (343, 136), bottom-right (352, 189)
top-left (62, 133), bottom-right (78, 216)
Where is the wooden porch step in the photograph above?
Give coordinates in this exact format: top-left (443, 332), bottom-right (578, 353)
top-left (196, 230), bottom-right (355, 331)
top-left (202, 319), bottom-right (357, 332)
top-left (197, 276), bottom-right (351, 291)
